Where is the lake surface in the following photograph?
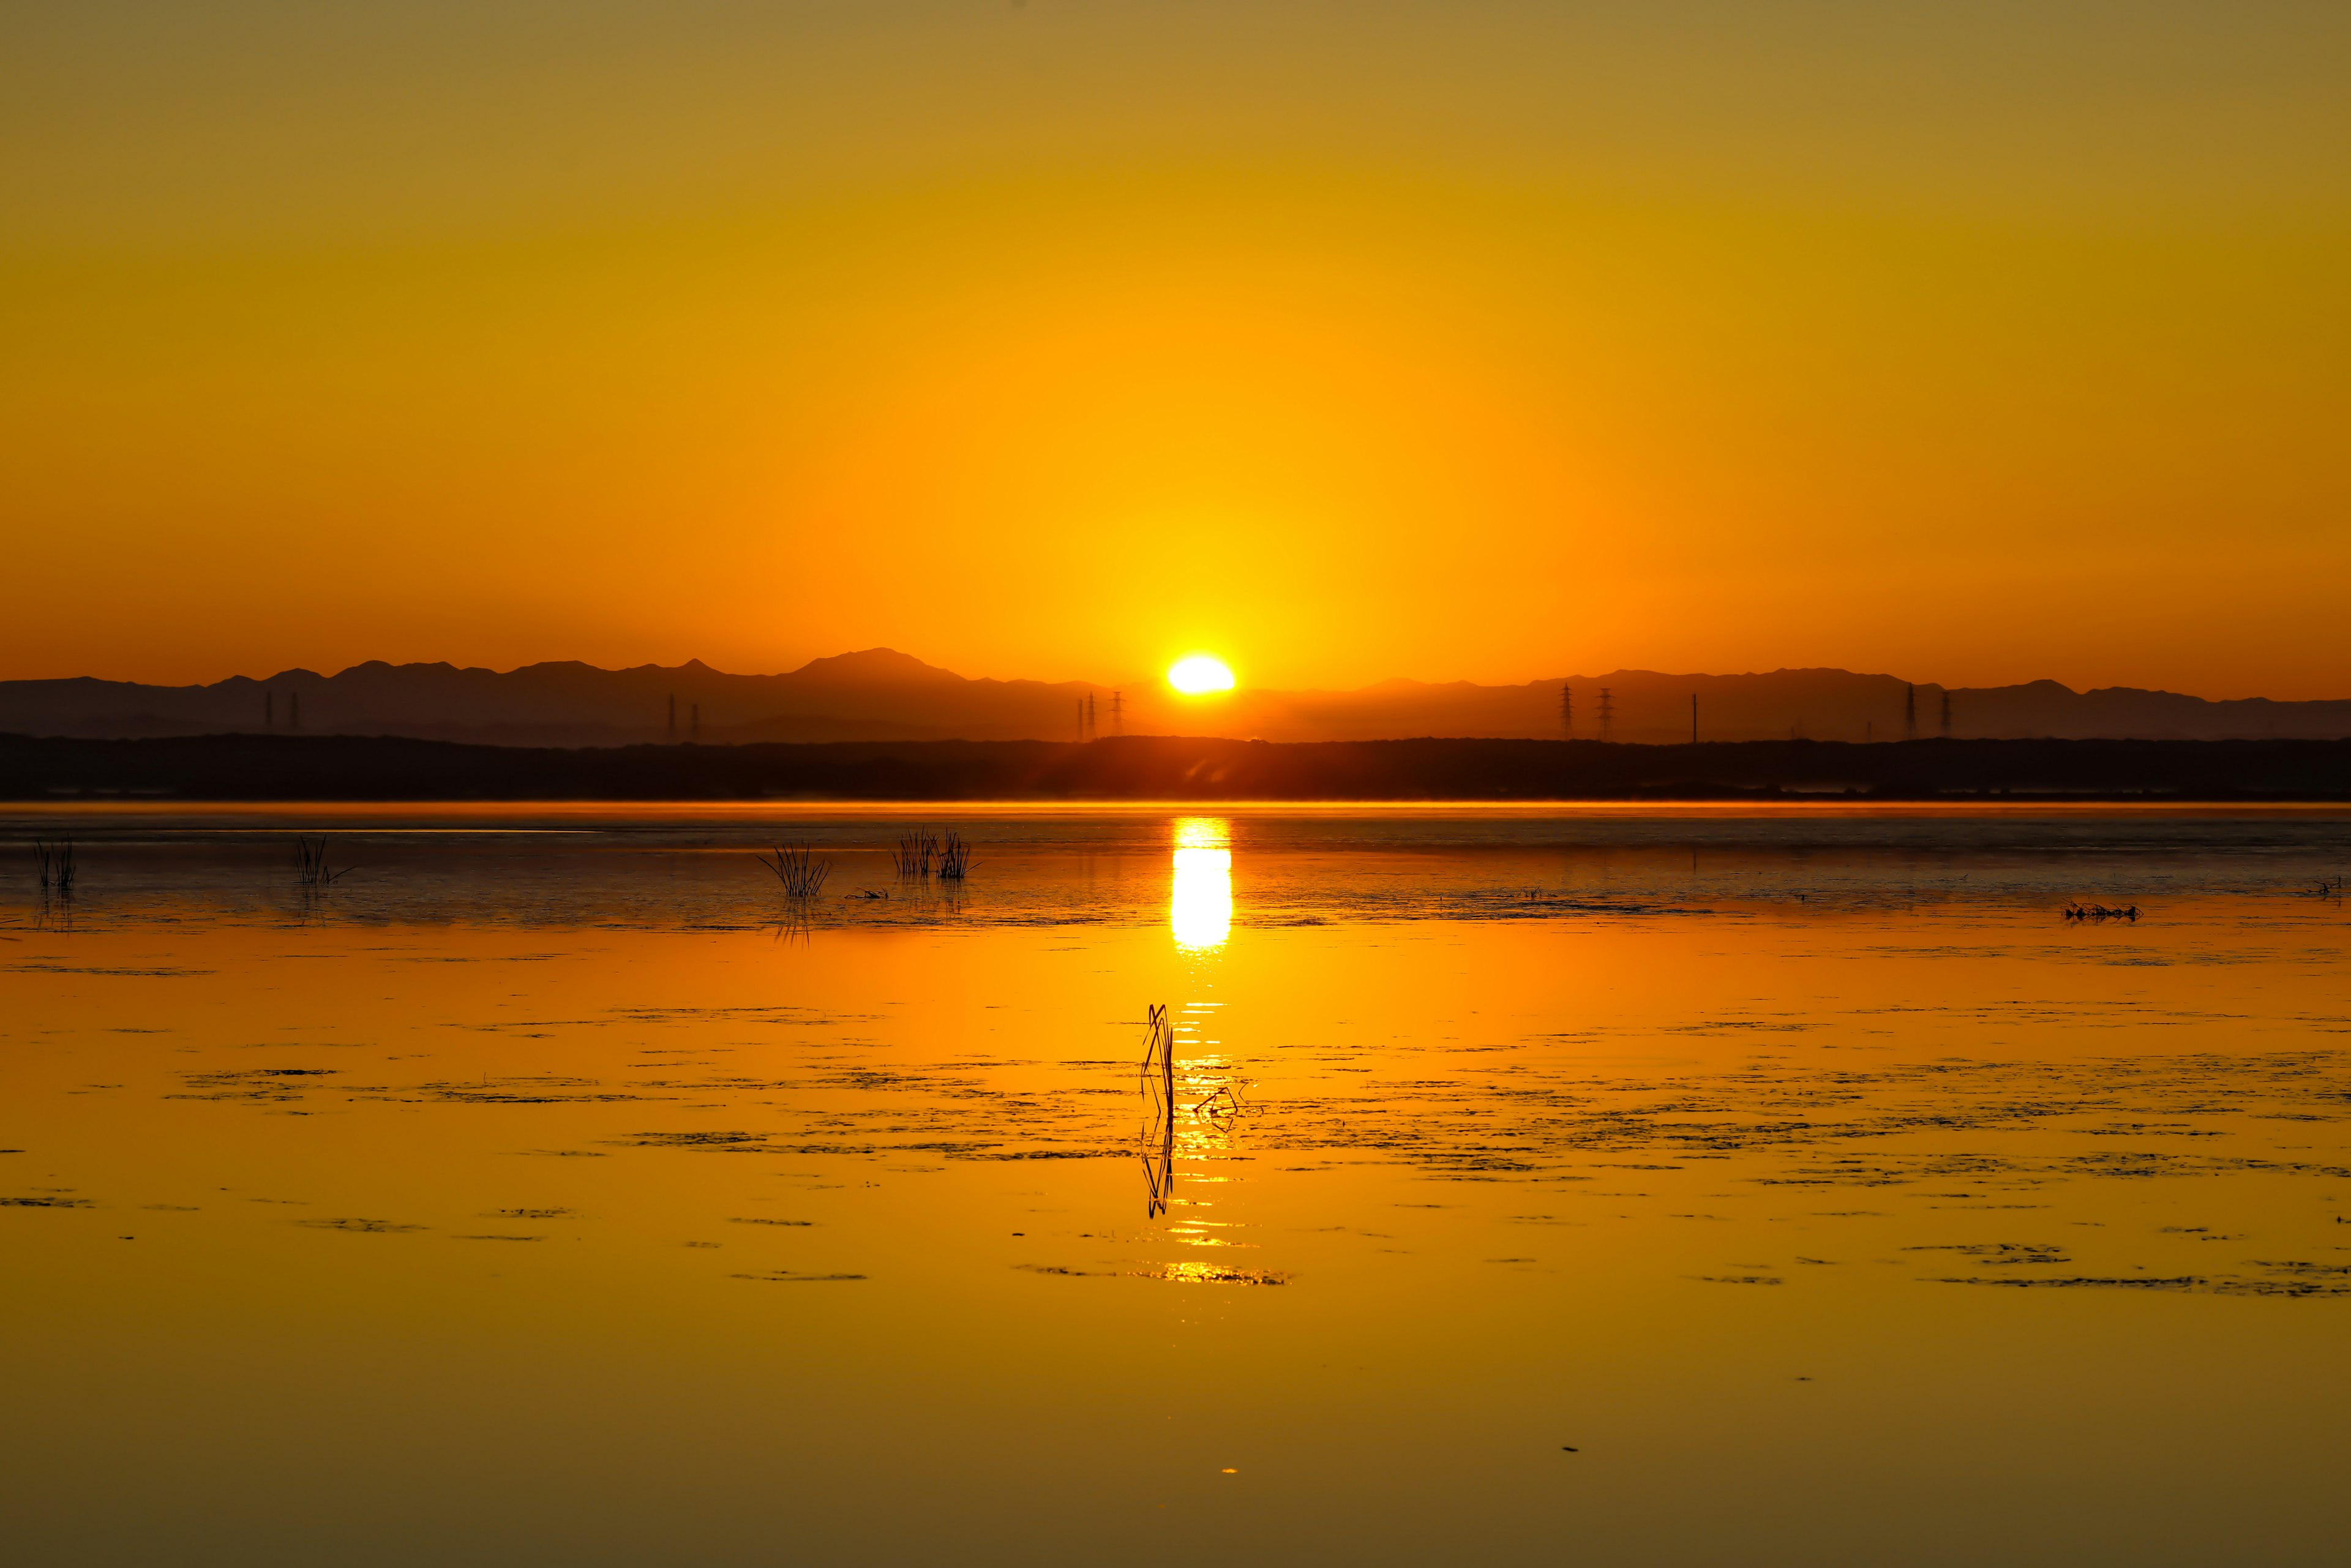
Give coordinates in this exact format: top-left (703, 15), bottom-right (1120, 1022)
top-left (6, 804), bottom-right (2350, 1566)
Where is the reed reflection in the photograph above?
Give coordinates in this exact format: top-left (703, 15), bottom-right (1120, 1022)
top-left (1169, 817), bottom-right (1232, 952)
top-left (1139, 1003), bottom-right (1176, 1218)
top-left (1136, 1001), bottom-right (1249, 1220)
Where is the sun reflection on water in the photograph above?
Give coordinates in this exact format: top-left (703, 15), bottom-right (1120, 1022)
top-left (1170, 817), bottom-right (1232, 952)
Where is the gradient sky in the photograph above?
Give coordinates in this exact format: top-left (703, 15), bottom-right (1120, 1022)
top-left (4, 2), bottom-right (2347, 696)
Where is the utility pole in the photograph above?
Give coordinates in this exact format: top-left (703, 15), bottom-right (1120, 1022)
top-left (1598, 687), bottom-right (1614, 743)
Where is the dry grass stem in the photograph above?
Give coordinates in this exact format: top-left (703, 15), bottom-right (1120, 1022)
top-left (891, 831), bottom-right (939, 879)
top-left (936, 832), bottom-right (974, 882)
top-left (1139, 1003), bottom-right (1176, 1218)
top-left (32, 839), bottom-right (76, 893)
top-left (293, 836), bottom-right (354, 888)
top-left (756, 844), bottom-right (832, 898)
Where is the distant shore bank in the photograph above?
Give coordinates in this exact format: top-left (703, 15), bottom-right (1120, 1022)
top-left (4, 733), bottom-right (2349, 803)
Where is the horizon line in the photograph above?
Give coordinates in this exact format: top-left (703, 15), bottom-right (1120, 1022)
top-left (6, 651), bottom-right (2347, 707)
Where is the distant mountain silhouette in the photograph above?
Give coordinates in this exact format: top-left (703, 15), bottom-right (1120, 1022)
top-left (2, 651), bottom-right (2346, 745)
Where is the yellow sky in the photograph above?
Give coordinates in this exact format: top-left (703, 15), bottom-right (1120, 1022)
top-left (4, 2), bottom-right (2347, 696)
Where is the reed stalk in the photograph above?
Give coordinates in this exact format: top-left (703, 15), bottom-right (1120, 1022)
top-left (891, 830), bottom-right (939, 879)
top-left (1139, 1003), bottom-right (1176, 1218)
top-left (33, 839), bottom-right (75, 893)
top-left (756, 843), bottom-right (832, 898)
top-left (293, 836), bottom-right (353, 888)
top-left (936, 832), bottom-right (974, 882)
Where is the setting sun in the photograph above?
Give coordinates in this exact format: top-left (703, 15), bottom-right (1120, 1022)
top-left (1167, 655), bottom-right (1236, 696)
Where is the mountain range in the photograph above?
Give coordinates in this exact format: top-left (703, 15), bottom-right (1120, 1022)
top-left (3, 649), bottom-right (2347, 746)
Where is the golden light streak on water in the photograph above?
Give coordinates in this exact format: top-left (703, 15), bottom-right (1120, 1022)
top-left (1170, 817), bottom-right (1232, 953)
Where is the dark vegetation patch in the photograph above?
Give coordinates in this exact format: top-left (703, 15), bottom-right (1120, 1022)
top-left (4, 965), bottom-right (215, 977)
top-left (1903, 1243), bottom-right (2069, 1265)
top-left (13, 730), bottom-right (2351, 802)
top-left (170, 1068), bottom-right (340, 1103)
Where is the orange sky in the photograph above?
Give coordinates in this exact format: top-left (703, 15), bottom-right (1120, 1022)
top-left (4, 3), bottom-right (2347, 697)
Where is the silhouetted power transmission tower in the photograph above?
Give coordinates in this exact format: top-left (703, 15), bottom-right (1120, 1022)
top-left (1904, 683), bottom-right (1917, 740)
top-left (1560, 684), bottom-right (1573, 738)
top-left (1598, 687), bottom-right (1614, 742)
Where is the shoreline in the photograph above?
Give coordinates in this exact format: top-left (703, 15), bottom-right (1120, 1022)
top-left (4, 732), bottom-right (2349, 805)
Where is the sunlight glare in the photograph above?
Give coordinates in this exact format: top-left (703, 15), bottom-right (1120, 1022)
top-left (1171, 817), bottom-right (1232, 951)
top-left (1167, 655), bottom-right (1236, 696)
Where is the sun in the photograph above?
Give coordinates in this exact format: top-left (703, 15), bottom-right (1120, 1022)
top-left (1167, 655), bottom-right (1236, 696)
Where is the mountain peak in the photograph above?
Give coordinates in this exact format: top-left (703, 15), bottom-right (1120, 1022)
top-left (788, 648), bottom-right (962, 685)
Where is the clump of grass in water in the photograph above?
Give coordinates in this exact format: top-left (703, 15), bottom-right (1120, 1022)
top-left (891, 830), bottom-right (938, 879)
top-left (292, 836), bottom-right (354, 888)
top-left (756, 843), bottom-right (831, 898)
top-left (33, 839), bottom-right (75, 893)
top-left (936, 832), bottom-right (975, 882)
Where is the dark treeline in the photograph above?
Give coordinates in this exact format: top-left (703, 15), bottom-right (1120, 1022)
top-left (4, 732), bottom-right (2350, 801)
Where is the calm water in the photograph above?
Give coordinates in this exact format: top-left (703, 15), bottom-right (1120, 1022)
top-left (5, 805), bottom-right (2350, 1566)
